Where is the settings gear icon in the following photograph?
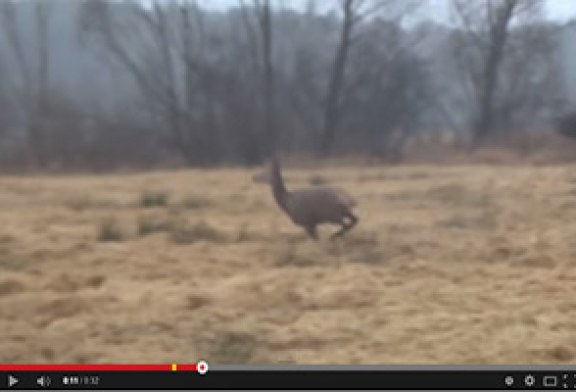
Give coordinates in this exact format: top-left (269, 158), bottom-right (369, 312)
top-left (524, 374), bottom-right (535, 387)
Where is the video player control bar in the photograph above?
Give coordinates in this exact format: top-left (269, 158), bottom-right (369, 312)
top-left (2, 365), bottom-right (576, 390)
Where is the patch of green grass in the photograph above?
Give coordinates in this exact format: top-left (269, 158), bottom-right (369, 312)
top-left (328, 232), bottom-right (387, 264)
top-left (275, 246), bottom-right (317, 267)
top-left (0, 248), bottom-right (34, 271)
top-left (437, 210), bottom-right (497, 230)
top-left (356, 172), bottom-right (432, 183)
top-left (179, 194), bottom-right (211, 209)
top-left (65, 197), bottom-right (122, 211)
top-left (140, 191), bottom-right (169, 208)
top-left (97, 217), bottom-right (126, 242)
top-left (137, 214), bottom-right (175, 236)
top-left (235, 224), bottom-right (269, 242)
top-left (207, 331), bottom-right (257, 364)
top-left (426, 183), bottom-right (492, 207)
top-left (169, 221), bottom-right (227, 244)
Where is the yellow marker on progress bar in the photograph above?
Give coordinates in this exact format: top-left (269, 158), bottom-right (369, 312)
top-left (172, 364), bottom-right (177, 371)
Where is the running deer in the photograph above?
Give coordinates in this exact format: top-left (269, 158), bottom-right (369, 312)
top-left (252, 157), bottom-right (358, 240)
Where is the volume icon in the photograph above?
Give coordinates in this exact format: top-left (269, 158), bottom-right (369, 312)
top-left (37, 375), bottom-right (51, 387)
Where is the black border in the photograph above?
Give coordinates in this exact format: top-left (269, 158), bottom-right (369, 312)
top-left (2, 370), bottom-right (574, 390)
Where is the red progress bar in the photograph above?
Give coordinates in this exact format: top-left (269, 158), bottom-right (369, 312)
top-left (177, 364), bottom-right (198, 371)
top-left (0, 364), bottom-right (198, 371)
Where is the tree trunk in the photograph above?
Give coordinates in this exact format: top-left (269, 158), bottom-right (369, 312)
top-left (319, 0), bottom-right (354, 156)
top-left (472, 0), bottom-right (516, 147)
top-left (261, 0), bottom-right (277, 157)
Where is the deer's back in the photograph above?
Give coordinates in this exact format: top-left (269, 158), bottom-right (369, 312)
top-left (284, 186), bottom-right (356, 226)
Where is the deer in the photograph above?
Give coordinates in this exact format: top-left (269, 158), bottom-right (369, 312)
top-left (252, 156), bottom-right (358, 240)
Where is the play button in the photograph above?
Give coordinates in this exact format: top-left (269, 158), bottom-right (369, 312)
top-left (8, 375), bottom-right (18, 387)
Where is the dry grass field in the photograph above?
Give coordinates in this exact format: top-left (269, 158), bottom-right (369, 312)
top-left (1, 164), bottom-right (576, 364)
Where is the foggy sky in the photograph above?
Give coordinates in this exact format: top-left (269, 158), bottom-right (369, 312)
top-left (167, 0), bottom-right (576, 23)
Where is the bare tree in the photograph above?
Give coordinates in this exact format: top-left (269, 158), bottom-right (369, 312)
top-left (343, 19), bottom-right (431, 161)
top-left (80, 0), bottom-right (225, 165)
top-left (451, 0), bottom-right (553, 146)
top-left (258, 0), bottom-right (277, 156)
top-left (238, 0), bottom-right (278, 160)
top-left (1, 0), bottom-right (53, 166)
top-left (319, 0), bottom-right (355, 155)
top-left (319, 0), bottom-right (419, 155)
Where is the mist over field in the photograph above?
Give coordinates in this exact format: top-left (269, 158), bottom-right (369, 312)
top-left (0, 0), bottom-right (574, 168)
top-left (0, 0), bottom-right (575, 364)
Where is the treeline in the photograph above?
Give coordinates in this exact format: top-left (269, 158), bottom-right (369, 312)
top-left (0, 0), bottom-right (574, 170)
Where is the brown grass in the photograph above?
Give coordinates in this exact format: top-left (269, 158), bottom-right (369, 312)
top-left (405, 132), bottom-right (576, 165)
top-left (139, 191), bottom-right (170, 208)
top-left (0, 165), bottom-right (575, 363)
top-left (97, 217), bottom-right (127, 242)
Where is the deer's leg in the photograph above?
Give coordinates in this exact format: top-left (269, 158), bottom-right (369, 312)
top-left (345, 212), bottom-right (358, 229)
top-left (330, 212), bottom-right (358, 241)
top-left (305, 225), bottom-right (318, 240)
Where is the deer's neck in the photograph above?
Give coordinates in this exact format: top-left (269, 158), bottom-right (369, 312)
top-left (271, 164), bottom-right (288, 210)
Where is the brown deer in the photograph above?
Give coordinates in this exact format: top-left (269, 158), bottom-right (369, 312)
top-left (253, 157), bottom-right (358, 240)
